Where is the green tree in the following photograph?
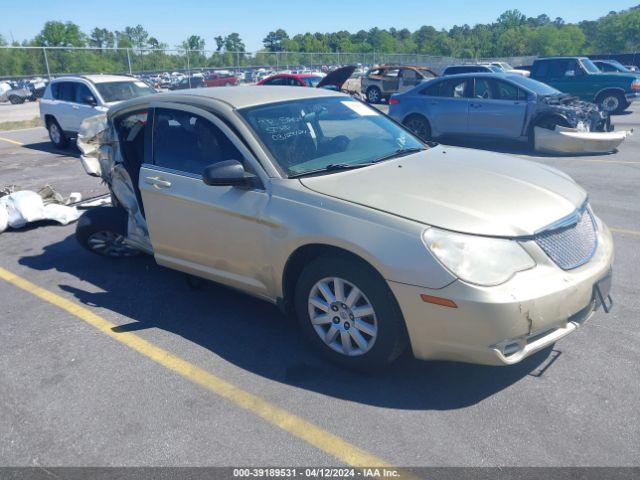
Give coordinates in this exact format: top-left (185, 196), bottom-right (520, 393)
top-left (263, 29), bottom-right (288, 52)
top-left (35, 21), bottom-right (86, 47)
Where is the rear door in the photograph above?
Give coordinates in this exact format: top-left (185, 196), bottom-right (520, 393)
top-left (139, 104), bottom-right (272, 298)
top-left (467, 78), bottom-right (528, 138)
top-left (382, 69), bottom-right (400, 94)
top-left (68, 82), bottom-right (101, 132)
top-left (419, 77), bottom-right (470, 136)
top-left (399, 69), bottom-right (420, 92)
top-left (53, 82), bottom-right (77, 131)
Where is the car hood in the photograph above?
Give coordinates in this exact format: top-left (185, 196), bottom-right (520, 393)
top-left (299, 146), bottom-right (587, 237)
top-left (317, 65), bottom-right (357, 90)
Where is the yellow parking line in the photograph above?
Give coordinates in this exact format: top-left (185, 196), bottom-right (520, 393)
top-left (0, 267), bottom-right (393, 469)
top-left (0, 136), bottom-right (24, 146)
top-left (610, 227), bottom-right (640, 236)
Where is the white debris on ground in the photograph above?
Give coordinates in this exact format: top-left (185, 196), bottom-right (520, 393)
top-left (0, 187), bottom-right (83, 233)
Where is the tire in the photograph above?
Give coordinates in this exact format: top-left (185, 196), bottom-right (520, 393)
top-left (597, 91), bottom-right (626, 114)
top-left (8, 95), bottom-right (24, 104)
top-left (294, 255), bottom-right (408, 370)
top-left (403, 114), bottom-right (432, 141)
top-left (76, 207), bottom-right (140, 258)
top-left (366, 86), bottom-right (382, 104)
top-left (46, 118), bottom-right (69, 149)
top-left (528, 116), bottom-right (570, 151)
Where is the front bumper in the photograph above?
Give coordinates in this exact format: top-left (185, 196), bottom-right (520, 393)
top-left (625, 92), bottom-right (640, 103)
top-left (389, 224), bottom-right (614, 366)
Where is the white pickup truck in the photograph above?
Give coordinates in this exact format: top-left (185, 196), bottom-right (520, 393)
top-left (39, 75), bottom-right (155, 147)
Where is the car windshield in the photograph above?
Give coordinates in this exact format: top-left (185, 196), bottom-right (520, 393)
top-left (508, 75), bottom-right (562, 96)
top-left (605, 60), bottom-right (631, 72)
top-left (489, 65), bottom-right (503, 72)
top-left (94, 81), bottom-right (155, 103)
top-left (239, 96), bottom-right (425, 177)
top-left (303, 76), bottom-right (325, 87)
top-left (580, 58), bottom-right (601, 74)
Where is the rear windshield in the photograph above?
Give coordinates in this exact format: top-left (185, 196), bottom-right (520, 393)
top-left (94, 81), bottom-right (155, 103)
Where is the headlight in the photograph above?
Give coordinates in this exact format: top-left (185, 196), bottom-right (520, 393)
top-left (423, 228), bottom-right (535, 286)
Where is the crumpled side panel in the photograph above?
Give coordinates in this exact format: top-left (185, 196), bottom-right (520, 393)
top-left (77, 113), bottom-right (153, 253)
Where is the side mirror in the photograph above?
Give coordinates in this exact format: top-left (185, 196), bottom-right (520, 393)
top-left (202, 159), bottom-right (253, 187)
top-left (83, 95), bottom-right (97, 106)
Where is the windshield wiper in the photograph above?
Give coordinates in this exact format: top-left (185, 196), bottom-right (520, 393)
top-left (372, 146), bottom-right (425, 164)
top-left (289, 162), bottom-right (374, 178)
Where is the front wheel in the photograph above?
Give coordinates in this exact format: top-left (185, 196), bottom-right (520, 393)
top-left (8, 95), bottom-right (24, 104)
top-left (76, 207), bottom-right (140, 258)
top-left (294, 256), bottom-right (408, 370)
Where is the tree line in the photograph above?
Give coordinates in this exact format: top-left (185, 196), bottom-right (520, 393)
top-left (1, 5), bottom-right (639, 77)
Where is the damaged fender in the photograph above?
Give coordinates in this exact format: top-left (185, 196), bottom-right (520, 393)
top-left (77, 114), bottom-right (153, 253)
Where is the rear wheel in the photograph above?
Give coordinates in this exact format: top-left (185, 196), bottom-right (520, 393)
top-left (8, 95), bottom-right (24, 104)
top-left (403, 114), bottom-right (432, 141)
top-left (366, 86), bottom-right (382, 104)
top-left (294, 255), bottom-right (408, 370)
top-left (597, 91), bottom-right (626, 114)
top-left (76, 207), bottom-right (140, 258)
top-left (47, 118), bottom-right (69, 148)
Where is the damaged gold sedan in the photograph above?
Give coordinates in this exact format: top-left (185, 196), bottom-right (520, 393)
top-left (77, 87), bottom-right (614, 369)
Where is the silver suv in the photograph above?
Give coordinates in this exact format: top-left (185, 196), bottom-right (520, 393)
top-left (39, 75), bottom-right (155, 148)
top-left (361, 65), bottom-right (438, 103)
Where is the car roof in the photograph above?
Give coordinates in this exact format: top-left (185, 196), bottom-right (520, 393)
top-left (51, 74), bottom-right (138, 84)
top-left (114, 85), bottom-right (345, 111)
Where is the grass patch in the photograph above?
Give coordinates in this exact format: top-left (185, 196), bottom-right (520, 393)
top-left (0, 117), bottom-right (41, 131)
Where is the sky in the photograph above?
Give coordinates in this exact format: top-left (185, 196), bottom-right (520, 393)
top-left (1, 0), bottom-right (636, 52)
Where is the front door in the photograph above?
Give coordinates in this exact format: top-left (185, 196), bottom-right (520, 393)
top-left (139, 104), bottom-right (272, 298)
top-left (467, 78), bottom-right (528, 138)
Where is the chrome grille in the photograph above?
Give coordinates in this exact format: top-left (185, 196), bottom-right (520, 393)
top-left (535, 209), bottom-right (597, 270)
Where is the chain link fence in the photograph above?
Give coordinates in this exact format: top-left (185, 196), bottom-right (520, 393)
top-left (0, 46), bottom-right (541, 80)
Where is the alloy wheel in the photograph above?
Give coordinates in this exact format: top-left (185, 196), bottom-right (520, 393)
top-left (307, 276), bottom-right (378, 356)
top-left (86, 231), bottom-right (139, 257)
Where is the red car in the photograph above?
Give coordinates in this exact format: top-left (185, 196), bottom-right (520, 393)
top-left (257, 73), bottom-right (326, 87)
top-left (202, 72), bottom-right (239, 87)
top-left (256, 66), bottom-right (356, 90)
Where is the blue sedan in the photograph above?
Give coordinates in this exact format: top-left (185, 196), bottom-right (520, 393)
top-left (388, 73), bottom-right (610, 146)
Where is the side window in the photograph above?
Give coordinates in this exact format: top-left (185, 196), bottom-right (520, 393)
top-left (533, 61), bottom-right (549, 78)
top-left (441, 78), bottom-right (468, 98)
top-left (384, 69), bottom-right (399, 78)
top-left (153, 108), bottom-right (243, 176)
top-left (422, 79), bottom-right (468, 98)
top-left (420, 81), bottom-right (441, 97)
top-left (266, 77), bottom-right (286, 85)
top-left (549, 61), bottom-right (569, 78)
top-left (75, 83), bottom-right (96, 105)
top-left (494, 80), bottom-right (527, 101)
top-left (289, 77), bottom-right (302, 86)
top-left (58, 82), bottom-right (77, 102)
top-left (51, 82), bottom-right (61, 100)
top-left (474, 78), bottom-right (493, 99)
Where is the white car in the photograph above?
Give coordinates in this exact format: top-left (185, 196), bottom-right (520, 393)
top-left (39, 75), bottom-right (155, 148)
top-left (491, 62), bottom-right (531, 77)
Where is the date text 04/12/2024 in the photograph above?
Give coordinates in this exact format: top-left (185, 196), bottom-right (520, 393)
top-left (232, 468), bottom-right (402, 478)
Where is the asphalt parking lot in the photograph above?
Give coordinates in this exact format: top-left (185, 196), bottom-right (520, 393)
top-left (0, 107), bottom-right (639, 469)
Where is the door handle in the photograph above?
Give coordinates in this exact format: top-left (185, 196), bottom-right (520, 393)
top-left (470, 103), bottom-right (482, 108)
top-left (144, 176), bottom-right (172, 188)
top-left (72, 105), bottom-right (79, 110)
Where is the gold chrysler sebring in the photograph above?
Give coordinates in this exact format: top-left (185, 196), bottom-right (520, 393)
top-left (77, 86), bottom-right (614, 370)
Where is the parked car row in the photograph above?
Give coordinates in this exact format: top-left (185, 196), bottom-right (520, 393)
top-left (0, 78), bottom-right (48, 104)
